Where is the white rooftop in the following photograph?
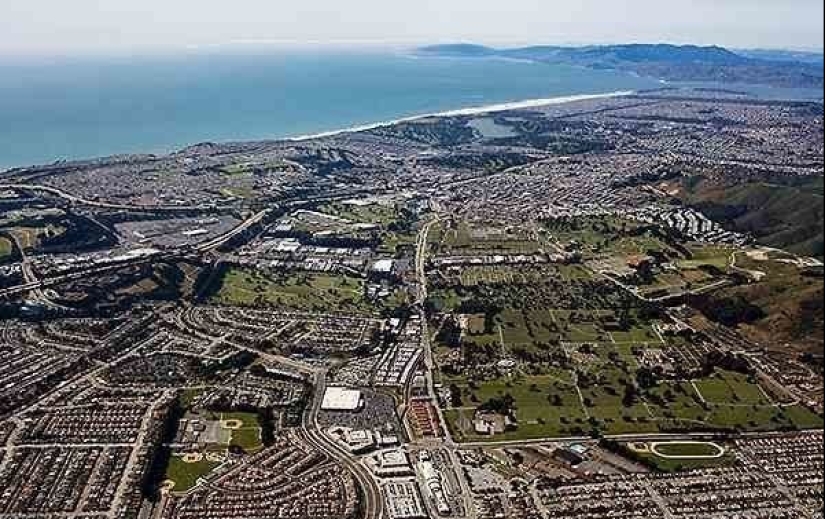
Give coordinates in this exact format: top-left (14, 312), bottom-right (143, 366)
top-left (372, 259), bottom-right (394, 273)
top-left (321, 387), bottom-right (363, 411)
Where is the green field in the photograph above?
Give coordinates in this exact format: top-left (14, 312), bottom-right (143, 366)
top-left (679, 245), bottom-right (732, 270)
top-left (215, 411), bottom-right (263, 451)
top-left (428, 299), bottom-right (664, 367)
top-left (633, 447), bottom-right (734, 473)
top-left (645, 371), bottom-right (823, 432)
top-left (165, 456), bottom-right (220, 492)
top-left (195, 411), bottom-right (263, 451)
top-left (694, 371), bottom-right (771, 405)
top-left (436, 220), bottom-right (542, 255)
top-left (653, 442), bottom-right (723, 457)
top-left (576, 355), bottom-right (656, 435)
top-left (544, 216), bottom-right (679, 260)
top-left (319, 201), bottom-right (400, 226)
top-left (442, 361), bottom-right (823, 442)
top-left (213, 269), bottom-right (372, 314)
top-left (445, 374), bottom-right (590, 441)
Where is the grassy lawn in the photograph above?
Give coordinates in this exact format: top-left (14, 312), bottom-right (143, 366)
top-left (213, 269), bottom-right (372, 314)
top-left (679, 245), bottom-right (732, 270)
top-left (455, 307), bottom-right (664, 359)
top-left (647, 372), bottom-right (823, 432)
top-left (318, 201), bottom-right (400, 226)
top-left (694, 371), bottom-right (771, 405)
top-left (218, 411), bottom-right (259, 424)
top-left (165, 456), bottom-right (220, 492)
top-left (609, 323), bottom-right (659, 344)
top-left (782, 405), bottom-right (825, 429)
top-left (545, 216), bottom-right (678, 260)
top-left (645, 381), bottom-right (708, 422)
top-left (442, 363), bottom-right (823, 442)
top-left (579, 363), bottom-right (655, 435)
top-left (446, 374), bottom-right (590, 441)
top-left (634, 451), bottom-right (735, 473)
top-left (195, 411), bottom-right (264, 452)
top-left (557, 264), bottom-right (595, 281)
top-left (230, 427), bottom-right (263, 451)
top-left (653, 442), bottom-right (722, 457)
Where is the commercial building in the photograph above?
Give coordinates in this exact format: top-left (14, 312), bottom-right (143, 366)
top-left (321, 387), bottom-right (363, 411)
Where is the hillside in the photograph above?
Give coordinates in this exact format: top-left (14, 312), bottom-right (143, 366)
top-left (418, 43), bottom-right (824, 88)
top-left (696, 254), bottom-right (824, 355)
top-left (679, 176), bottom-right (824, 258)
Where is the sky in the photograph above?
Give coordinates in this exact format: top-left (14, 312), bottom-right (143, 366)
top-left (0, 0), bottom-right (823, 56)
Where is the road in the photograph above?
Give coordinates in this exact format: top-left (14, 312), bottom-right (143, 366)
top-left (302, 371), bottom-right (385, 519)
top-left (0, 183), bottom-right (221, 213)
top-left (0, 249), bottom-right (187, 299)
top-left (597, 269), bottom-right (732, 303)
top-left (193, 209), bottom-right (270, 252)
top-left (6, 230), bottom-right (71, 310)
top-left (0, 208), bottom-right (270, 300)
top-left (412, 215), bottom-right (477, 519)
top-left (414, 217), bottom-right (439, 306)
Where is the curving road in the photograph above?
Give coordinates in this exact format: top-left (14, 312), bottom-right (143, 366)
top-left (0, 208), bottom-right (270, 300)
top-left (302, 371), bottom-right (385, 519)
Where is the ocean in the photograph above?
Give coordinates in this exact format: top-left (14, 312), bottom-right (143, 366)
top-left (0, 49), bottom-right (820, 170)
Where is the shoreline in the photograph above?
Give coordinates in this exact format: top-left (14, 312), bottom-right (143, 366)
top-left (0, 90), bottom-right (637, 174)
top-left (1, 90), bottom-right (636, 172)
top-left (285, 90), bottom-right (635, 142)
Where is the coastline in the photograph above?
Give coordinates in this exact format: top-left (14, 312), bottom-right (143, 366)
top-left (286, 90), bottom-right (635, 142)
top-left (0, 90), bottom-right (637, 171)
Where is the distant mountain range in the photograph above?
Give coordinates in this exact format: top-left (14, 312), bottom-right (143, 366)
top-left (418, 43), bottom-right (824, 88)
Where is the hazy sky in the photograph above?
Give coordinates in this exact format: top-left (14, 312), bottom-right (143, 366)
top-left (1, 0), bottom-right (823, 56)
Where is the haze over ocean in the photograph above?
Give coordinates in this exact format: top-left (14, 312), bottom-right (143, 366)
top-left (0, 49), bottom-right (819, 169)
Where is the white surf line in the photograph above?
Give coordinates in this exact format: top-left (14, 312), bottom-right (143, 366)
top-left (287, 90), bottom-right (636, 142)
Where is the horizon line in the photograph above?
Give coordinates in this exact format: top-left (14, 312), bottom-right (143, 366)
top-left (0, 39), bottom-right (822, 60)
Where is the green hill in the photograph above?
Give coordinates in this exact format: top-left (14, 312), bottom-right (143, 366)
top-left (682, 176), bottom-right (824, 258)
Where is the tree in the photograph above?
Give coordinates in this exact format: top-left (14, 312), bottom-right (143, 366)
top-left (622, 384), bottom-right (638, 408)
top-left (636, 367), bottom-right (659, 390)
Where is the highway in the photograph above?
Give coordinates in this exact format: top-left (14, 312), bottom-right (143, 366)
top-left (0, 183), bottom-right (223, 213)
top-left (0, 208), bottom-right (271, 301)
top-left (193, 208), bottom-right (270, 251)
top-left (0, 249), bottom-right (187, 299)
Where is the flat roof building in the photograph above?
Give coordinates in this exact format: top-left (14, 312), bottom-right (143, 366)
top-left (321, 387), bottom-right (363, 411)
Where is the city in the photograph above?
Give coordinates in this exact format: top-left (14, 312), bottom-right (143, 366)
top-left (0, 86), bottom-right (823, 519)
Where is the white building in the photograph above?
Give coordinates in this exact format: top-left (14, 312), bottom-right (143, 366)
top-left (321, 387), bottom-right (363, 411)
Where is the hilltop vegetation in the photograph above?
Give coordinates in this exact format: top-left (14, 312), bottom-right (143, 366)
top-left (680, 175), bottom-right (824, 258)
top-left (419, 43), bottom-right (824, 88)
top-left (695, 254), bottom-right (824, 354)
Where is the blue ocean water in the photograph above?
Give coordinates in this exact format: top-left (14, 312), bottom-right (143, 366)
top-left (0, 50), bottom-right (655, 169)
top-left (0, 50), bottom-right (819, 169)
